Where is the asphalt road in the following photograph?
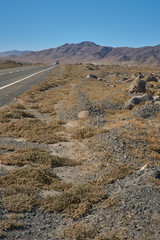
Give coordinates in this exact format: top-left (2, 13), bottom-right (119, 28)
top-left (0, 65), bottom-right (56, 107)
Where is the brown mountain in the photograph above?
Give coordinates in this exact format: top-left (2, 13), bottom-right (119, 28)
top-left (2, 41), bottom-right (160, 66)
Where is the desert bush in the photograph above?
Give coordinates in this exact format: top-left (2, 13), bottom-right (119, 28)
top-left (0, 166), bottom-right (70, 212)
top-left (59, 223), bottom-right (97, 239)
top-left (41, 183), bottom-right (107, 219)
top-left (1, 147), bottom-right (76, 167)
top-left (0, 104), bottom-right (34, 123)
top-left (0, 219), bottom-right (24, 238)
top-left (0, 119), bottom-right (66, 143)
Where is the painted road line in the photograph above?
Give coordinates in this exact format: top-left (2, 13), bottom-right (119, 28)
top-left (0, 66), bottom-right (54, 90)
top-left (0, 73), bottom-right (5, 76)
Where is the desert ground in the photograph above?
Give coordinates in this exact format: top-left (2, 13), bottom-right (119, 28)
top-left (0, 63), bottom-right (160, 239)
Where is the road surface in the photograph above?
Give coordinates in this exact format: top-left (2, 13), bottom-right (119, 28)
top-left (0, 65), bottom-right (56, 107)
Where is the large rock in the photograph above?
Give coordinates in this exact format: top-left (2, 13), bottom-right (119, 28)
top-left (129, 94), bottom-right (153, 105)
top-left (129, 79), bottom-right (146, 93)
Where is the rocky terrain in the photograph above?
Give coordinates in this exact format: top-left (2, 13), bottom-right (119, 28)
top-left (0, 63), bottom-right (160, 239)
top-left (2, 41), bottom-right (160, 66)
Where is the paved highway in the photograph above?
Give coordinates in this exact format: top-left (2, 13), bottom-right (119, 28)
top-left (0, 65), bottom-right (56, 107)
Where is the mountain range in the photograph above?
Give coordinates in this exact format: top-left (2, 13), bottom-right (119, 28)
top-left (0, 50), bottom-right (31, 57)
top-left (1, 41), bottom-right (160, 66)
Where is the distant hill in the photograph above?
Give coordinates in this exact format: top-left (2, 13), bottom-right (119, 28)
top-left (0, 50), bottom-right (31, 57)
top-left (1, 42), bottom-right (160, 66)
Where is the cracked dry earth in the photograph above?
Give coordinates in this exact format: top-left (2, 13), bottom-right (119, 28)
top-left (0, 64), bottom-right (160, 239)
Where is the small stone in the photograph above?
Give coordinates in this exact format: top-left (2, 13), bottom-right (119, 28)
top-left (155, 170), bottom-right (160, 179)
top-left (154, 95), bottom-right (160, 102)
top-left (78, 110), bottom-right (90, 119)
top-left (87, 73), bottom-right (97, 79)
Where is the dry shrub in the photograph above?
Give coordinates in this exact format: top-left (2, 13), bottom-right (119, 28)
top-left (0, 219), bottom-right (24, 237)
top-left (1, 193), bottom-right (39, 212)
top-left (148, 143), bottom-right (160, 154)
top-left (0, 166), bottom-right (67, 191)
top-left (60, 223), bottom-right (121, 240)
top-left (59, 223), bottom-right (97, 240)
top-left (1, 147), bottom-right (76, 167)
top-left (94, 234), bottom-right (122, 240)
top-left (0, 118), bottom-right (66, 143)
top-left (0, 145), bottom-right (14, 151)
top-left (0, 166), bottom-right (70, 212)
top-left (96, 164), bottom-right (134, 187)
top-left (152, 178), bottom-right (160, 189)
top-left (0, 104), bottom-right (34, 123)
top-left (41, 183), bottom-right (107, 219)
top-left (102, 195), bottom-right (120, 208)
top-left (71, 127), bottom-right (97, 140)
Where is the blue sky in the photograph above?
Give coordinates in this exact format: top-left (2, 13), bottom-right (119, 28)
top-left (0, 0), bottom-right (160, 51)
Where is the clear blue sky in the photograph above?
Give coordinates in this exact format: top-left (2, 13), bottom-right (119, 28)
top-left (0, 0), bottom-right (160, 51)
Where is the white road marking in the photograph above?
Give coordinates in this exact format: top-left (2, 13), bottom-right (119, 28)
top-left (0, 73), bottom-right (5, 76)
top-left (9, 71), bottom-right (13, 73)
top-left (0, 66), bottom-right (54, 90)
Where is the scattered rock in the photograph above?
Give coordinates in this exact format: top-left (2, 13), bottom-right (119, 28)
top-left (78, 110), bottom-right (90, 119)
top-left (129, 79), bottom-right (146, 93)
top-left (154, 170), bottom-right (160, 179)
top-left (87, 74), bottom-right (97, 79)
top-left (128, 94), bottom-right (153, 106)
top-left (122, 77), bottom-right (128, 81)
top-left (98, 78), bottom-right (103, 81)
top-left (154, 95), bottom-right (160, 102)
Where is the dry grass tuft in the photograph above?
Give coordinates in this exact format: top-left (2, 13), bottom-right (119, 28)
top-left (60, 223), bottom-right (121, 240)
top-left (0, 219), bottom-right (24, 237)
top-left (0, 166), bottom-right (68, 191)
top-left (0, 166), bottom-right (70, 212)
top-left (41, 183), bottom-right (107, 219)
top-left (96, 164), bottom-right (134, 187)
top-left (1, 147), bottom-right (77, 167)
top-left (59, 223), bottom-right (97, 239)
top-left (0, 103), bottom-right (34, 123)
top-left (0, 145), bottom-right (14, 151)
top-left (94, 234), bottom-right (122, 240)
top-left (71, 127), bottom-right (97, 140)
top-left (0, 118), bottom-right (66, 143)
top-left (1, 193), bottom-right (39, 212)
